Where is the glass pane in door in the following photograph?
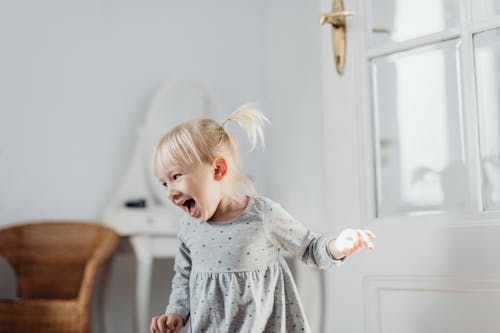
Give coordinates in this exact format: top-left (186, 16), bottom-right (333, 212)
top-left (369, 0), bottom-right (459, 47)
top-left (471, 0), bottom-right (500, 22)
top-left (371, 39), bottom-right (468, 217)
top-left (474, 29), bottom-right (500, 211)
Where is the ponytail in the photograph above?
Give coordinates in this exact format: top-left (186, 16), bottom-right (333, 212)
top-left (222, 103), bottom-right (269, 151)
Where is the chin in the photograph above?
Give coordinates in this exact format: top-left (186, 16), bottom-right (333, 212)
top-left (201, 212), bottom-right (216, 223)
top-left (198, 214), bottom-right (209, 223)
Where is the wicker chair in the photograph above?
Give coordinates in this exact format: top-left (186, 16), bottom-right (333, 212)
top-left (0, 221), bottom-right (119, 333)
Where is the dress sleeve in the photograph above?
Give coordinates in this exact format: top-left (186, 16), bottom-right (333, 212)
top-left (261, 197), bottom-right (343, 269)
top-left (165, 232), bottom-right (191, 324)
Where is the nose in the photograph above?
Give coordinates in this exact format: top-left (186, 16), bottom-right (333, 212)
top-left (167, 185), bottom-right (180, 202)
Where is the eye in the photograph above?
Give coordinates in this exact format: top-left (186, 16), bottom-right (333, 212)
top-left (162, 182), bottom-right (168, 188)
top-left (172, 174), bottom-right (182, 180)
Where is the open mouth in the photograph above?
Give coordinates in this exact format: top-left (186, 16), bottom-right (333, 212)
top-left (182, 198), bottom-right (196, 216)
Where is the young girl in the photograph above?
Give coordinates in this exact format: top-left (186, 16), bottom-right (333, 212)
top-left (150, 104), bottom-right (375, 333)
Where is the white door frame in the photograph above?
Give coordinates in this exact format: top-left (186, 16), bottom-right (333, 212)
top-left (319, 0), bottom-right (500, 332)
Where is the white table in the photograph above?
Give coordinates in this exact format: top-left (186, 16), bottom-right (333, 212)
top-left (103, 205), bottom-right (180, 333)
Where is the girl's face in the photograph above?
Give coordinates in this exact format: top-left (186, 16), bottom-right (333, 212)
top-left (160, 160), bottom-right (223, 222)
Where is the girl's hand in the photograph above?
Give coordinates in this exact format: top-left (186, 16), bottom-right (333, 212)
top-left (329, 229), bottom-right (376, 259)
top-left (150, 313), bottom-right (183, 333)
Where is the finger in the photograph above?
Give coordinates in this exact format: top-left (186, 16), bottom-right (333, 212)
top-left (172, 326), bottom-right (182, 333)
top-left (359, 231), bottom-right (373, 247)
top-left (364, 230), bottom-right (376, 240)
top-left (166, 316), bottom-right (177, 331)
top-left (172, 319), bottom-right (183, 333)
top-left (157, 316), bottom-right (167, 332)
top-left (151, 317), bottom-right (159, 333)
top-left (357, 231), bottom-right (375, 250)
top-left (345, 246), bottom-right (356, 256)
top-left (356, 230), bottom-right (368, 248)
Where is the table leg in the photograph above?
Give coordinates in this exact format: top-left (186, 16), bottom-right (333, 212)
top-left (131, 236), bottom-right (153, 333)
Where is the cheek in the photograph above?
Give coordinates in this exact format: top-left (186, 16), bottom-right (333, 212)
top-left (202, 184), bottom-right (221, 205)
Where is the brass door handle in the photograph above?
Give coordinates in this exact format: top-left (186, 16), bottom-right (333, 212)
top-left (319, 10), bottom-right (354, 26)
top-left (318, 0), bottom-right (354, 74)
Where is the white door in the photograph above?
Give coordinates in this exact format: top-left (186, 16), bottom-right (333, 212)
top-left (319, 0), bottom-right (500, 332)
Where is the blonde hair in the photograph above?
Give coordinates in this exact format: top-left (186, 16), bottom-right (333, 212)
top-left (153, 103), bottom-right (269, 200)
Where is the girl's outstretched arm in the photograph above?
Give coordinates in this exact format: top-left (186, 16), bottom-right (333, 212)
top-left (261, 197), bottom-right (342, 269)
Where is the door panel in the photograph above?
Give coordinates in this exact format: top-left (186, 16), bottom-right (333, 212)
top-left (320, 0), bottom-right (500, 332)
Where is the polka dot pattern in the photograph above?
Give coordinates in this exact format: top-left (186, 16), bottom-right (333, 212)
top-left (166, 196), bottom-right (339, 332)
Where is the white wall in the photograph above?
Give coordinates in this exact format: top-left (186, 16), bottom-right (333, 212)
top-left (0, 0), bottom-right (268, 224)
top-left (0, 1), bottom-right (327, 332)
top-left (262, 0), bottom-right (326, 232)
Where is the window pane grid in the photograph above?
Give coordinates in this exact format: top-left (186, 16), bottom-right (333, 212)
top-left (366, 0), bottom-right (500, 217)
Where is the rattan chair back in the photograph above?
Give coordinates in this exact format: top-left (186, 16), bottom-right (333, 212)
top-left (0, 221), bottom-right (119, 333)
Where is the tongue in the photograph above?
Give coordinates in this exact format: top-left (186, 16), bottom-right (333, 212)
top-left (188, 200), bottom-right (196, 217)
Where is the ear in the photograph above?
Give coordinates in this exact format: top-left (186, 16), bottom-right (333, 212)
top-left (212, 157), bottom-right (228, 181)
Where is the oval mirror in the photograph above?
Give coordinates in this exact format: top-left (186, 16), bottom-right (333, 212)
top-left (143, 80), bottom-right (218, 206)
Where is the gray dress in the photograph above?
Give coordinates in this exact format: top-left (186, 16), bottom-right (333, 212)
top-left (165, 196), bottom-right (341, 333)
